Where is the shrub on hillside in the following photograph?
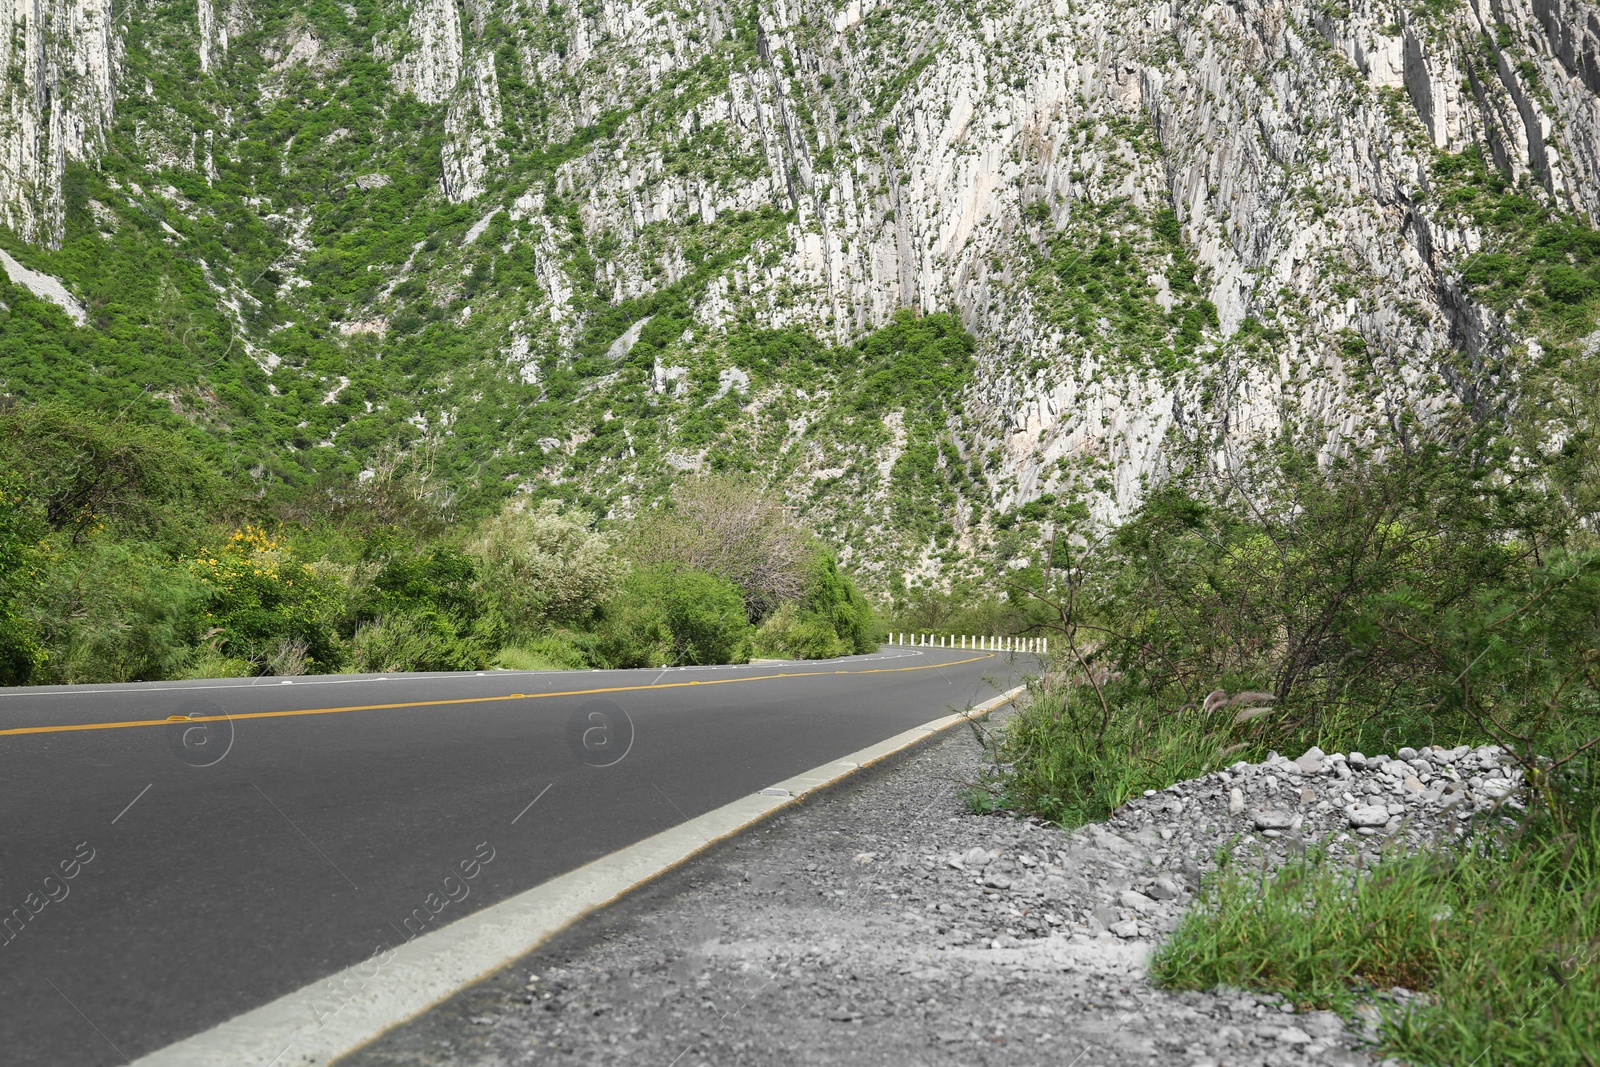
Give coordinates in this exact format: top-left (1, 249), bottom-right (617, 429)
top-left (0, 403), bottom-right (220, 549)
top-left (804, 551), bottom-right (877, 654)
top-left (31, 540), bottom-right (207, 684)
top-left (753, 604), bottom-right (850, 659)
top-left (984, 429), bottom-right (1600, 828)
top-left (348, 611), bottom-right (492, 674)
top-left (495, 632), bottom-right (590, 671)
top-left (0, 488), bottom-right (45, 685)
top-left (191, 526), bottom-right (344, 673)
top-left (754, 552), bottom-right (878, 659)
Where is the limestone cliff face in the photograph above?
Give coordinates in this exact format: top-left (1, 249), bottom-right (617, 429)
top-left (2, 0), bottom-right (1598, 576)
top-left (0, 0), bottom-right (115, 244)
top-left (389, 0), bottom-right (1597, 520)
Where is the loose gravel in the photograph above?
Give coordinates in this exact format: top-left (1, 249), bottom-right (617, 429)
top-left (345, 716), bottom-right (1523, 1067)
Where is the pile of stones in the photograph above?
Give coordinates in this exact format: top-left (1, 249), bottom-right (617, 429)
top-left (922, 743), bottom-right (1526, 951)
top-left (1107, 742), bottom-right (1525, 872)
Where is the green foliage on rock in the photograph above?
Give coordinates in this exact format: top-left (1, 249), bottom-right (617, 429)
top-left (1434, 146), bottom-right (1600, 344)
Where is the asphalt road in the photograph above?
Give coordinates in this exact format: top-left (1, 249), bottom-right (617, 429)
top-left (0, 647), bottom-right (1027, 1066)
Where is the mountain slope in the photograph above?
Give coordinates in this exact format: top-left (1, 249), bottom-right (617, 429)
top-left (2, 0), bottom-right (1597, 589)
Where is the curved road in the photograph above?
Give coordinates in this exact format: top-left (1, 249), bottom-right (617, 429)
top-left (0, 647), bottom-right (1028, 1065)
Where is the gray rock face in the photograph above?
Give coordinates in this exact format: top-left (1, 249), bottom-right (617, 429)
top-left (2, 0), bottom-right (1595, 591)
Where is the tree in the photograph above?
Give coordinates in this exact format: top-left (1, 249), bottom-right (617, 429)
top-left (626, 474), bottom-right (812, 622)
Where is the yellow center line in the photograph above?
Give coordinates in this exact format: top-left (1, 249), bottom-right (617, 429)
top-left (0, 653), bottom-right (997, 738)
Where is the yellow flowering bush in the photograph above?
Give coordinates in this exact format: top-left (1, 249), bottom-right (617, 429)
top-left (190, 526), bottom-right (343, 671)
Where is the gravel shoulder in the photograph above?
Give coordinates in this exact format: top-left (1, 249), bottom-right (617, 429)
top-left (339, 709), bottom-right (1500, 1067)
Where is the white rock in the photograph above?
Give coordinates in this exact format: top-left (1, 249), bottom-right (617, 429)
top-left (1349, 807), bottom-right (1390, 828)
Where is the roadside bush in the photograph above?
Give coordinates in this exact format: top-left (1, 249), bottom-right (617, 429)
top-left (588, 575), bottom-right (670, 668)
top-left (173, 649), bottom-right (253, 679)
top-left (625, 475), bottom-right (812, 622)
top-left (0, 487), bottom-right (45, 685)
top-left (495, 632), bottom-right (590, 671)
top-left (657, 567), bottom-right (751, 665)
top-left (191, 526), bottom-right (344, 673)
top-left (467, 499), bottom-right (623, 636)
top-left (753, 603), bottom-right (849, 659)
top-left (31, 541), bottom-right (207, 684)
top-left (752, 552), bottom-right (878, 659)
top-left (347, 611), bottom-right (492, 673)
top-left (979, 425), bottom-right (1600, 1062)
top-left (985, 429), bottom-right (1598, 827)
top-left (591, 566), bottom-right (750, 668)
top-left (353, 538), bottom-right (482, 622)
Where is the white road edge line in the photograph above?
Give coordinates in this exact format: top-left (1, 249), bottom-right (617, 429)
top-left (128, 685), bottom-right (1026, 1067)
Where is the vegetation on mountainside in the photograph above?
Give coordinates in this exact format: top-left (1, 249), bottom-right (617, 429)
top-left (980, 423), bottom-right (1599, 822)
top-left (1027, 200), bottom-right (1219, 379)
top-left (1431, 145), bottom-right (1600, 344)
top-left (0, 405), bottom-right (877, 684)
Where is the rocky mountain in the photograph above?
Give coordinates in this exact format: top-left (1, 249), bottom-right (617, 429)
top-left (2, 0), bottom-right (1597, 590)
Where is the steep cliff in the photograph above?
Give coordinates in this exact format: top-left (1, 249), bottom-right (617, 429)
top-left (1, 0), bottom-right (1596, 588)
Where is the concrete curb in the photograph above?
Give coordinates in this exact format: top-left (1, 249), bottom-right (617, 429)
top-left (130, 685), bottom-right (1027, 1067)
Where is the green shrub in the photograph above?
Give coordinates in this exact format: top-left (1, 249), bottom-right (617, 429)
top-left (656, 567), bottom-right (750, 665)
top-left (173, 650), bottom-right (254, 679)
top-left (0, 403), bottom-right (220, 549)
top-left (802, 551), bottom-right (877, 654)
top-left (0, 487), bottom-right (45, 685)
top-left (753, 551), bottom-right (878, 659)
top-left (495, 632), bottom-right (590, 671)
top-left (852, 309), bottom-right (976, 415)
top-left (347, 610), bottom-right (491, 673)
top-left (467, 499), bottom-right (623, 637)
top-left (1543, 262), bottom-right (1599, 305)
top-left (753, 603), bottom-right (849, 659)
top-left (31, 541), bottom-right (207, 684)
top-left (591, 565), bottom-right (750, 668)
top-left (191, 526), bottom-right (345, 673)
top-left (623, 475), bottom-right (812, 622)
top-left (588, 579), bottom-right (670, 668)
top-left (987, 430), bottom-right (1600, 828)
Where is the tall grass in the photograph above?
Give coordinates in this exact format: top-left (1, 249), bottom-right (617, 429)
top-left (1152, 803), bottom-right (1600, 1066)
top-left (970, 684), bottom-right (1248, 824)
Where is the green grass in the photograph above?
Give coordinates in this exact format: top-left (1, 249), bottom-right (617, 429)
top-left (1151, 808), bottom-right (1600, 1066)
top-left (967, 684), bottom-right (1255, 824)
top-left (494, 634), bottom-right (591, 671)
